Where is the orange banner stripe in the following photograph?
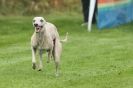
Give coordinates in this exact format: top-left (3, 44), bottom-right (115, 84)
top-left (98, 0), bottom-right (123, 4)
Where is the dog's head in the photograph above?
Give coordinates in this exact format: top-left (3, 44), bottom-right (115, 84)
top-left (32, 17), bottom-right (46, 33)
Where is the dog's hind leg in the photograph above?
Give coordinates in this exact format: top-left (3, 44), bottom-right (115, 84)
top-left (54, 41), bottom-right (62, 76)
top-left (31, 47), bottom-right (37, 70)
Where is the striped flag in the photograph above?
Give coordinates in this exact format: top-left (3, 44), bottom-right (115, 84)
top-left (97, 0), bottom-right (133, 29)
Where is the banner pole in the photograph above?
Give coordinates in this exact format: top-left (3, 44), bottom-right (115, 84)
top-left (88, 0), bottom-right (96, 32)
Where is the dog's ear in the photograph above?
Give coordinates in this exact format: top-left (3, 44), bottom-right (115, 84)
top-left (33, 17), bottom-right (36, 22)
top-left (32, 17), bottom-right (36, 26)
top-left (41, 17), bottom-right (46, 24)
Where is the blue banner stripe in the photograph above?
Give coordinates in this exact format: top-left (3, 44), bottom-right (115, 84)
top-left (97, 2), bottom-right (133, 29)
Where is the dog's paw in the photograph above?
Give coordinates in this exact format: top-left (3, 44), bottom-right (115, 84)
top-left (38, 68), bottom-right (42, 71)
top-left (37, 65), bottom-right (43, 71)
top-left (32, 63), bottom-right (36, 70)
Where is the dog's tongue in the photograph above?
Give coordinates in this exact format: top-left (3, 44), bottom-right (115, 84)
top-left (37, 27), bottom-right (40, 30)
top-left (36, 27), bottom-right (40, 32)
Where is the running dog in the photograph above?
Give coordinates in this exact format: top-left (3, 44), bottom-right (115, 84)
top-left (31, 17), bottom-right (67, 76)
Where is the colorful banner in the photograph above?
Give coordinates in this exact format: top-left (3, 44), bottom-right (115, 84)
top-left (97, 0), bottom-right (133, 29)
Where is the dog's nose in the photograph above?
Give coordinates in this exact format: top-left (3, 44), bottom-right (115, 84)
top-left (34, 24), bottom-right (38, 27)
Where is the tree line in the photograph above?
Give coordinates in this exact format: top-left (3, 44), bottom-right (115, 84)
top-left (0, 0), bottom-right (80, 15)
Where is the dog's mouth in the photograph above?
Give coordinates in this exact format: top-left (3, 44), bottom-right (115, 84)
top-left (35, 26), bottom-right (43, 33)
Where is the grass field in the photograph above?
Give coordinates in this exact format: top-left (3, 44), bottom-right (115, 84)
top-left (0, 13), bottom-right (133, 88)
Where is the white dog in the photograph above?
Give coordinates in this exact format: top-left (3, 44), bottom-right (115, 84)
top-left (31, 17), bottom-right (67, 76)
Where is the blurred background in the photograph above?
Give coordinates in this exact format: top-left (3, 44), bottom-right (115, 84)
top-left (0, 0), bottom-right (81, 16)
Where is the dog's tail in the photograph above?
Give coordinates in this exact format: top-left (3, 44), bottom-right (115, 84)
top-left (60, 32), bottom-right (68, 43)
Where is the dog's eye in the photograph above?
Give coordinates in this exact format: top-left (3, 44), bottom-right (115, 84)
top-left (40, 19), bottom-right (43, 22)
top-left (33, 20), bottom-right (35, 22)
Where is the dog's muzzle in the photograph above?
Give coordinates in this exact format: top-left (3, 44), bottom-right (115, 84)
top-left (34, 24), bottom-right (43, 33)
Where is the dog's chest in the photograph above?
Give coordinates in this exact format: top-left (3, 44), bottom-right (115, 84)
top-left (37, 34), bottom-right (53, 50)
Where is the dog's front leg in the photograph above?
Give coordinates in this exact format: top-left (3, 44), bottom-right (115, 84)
top-left (38, 49), bottom-right (43, 71)
top-left (31, 47), bottom-right (37, 69)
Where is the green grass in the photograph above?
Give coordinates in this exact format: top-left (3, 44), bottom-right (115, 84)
top-left (0, 13), bottom-right (133, 88)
